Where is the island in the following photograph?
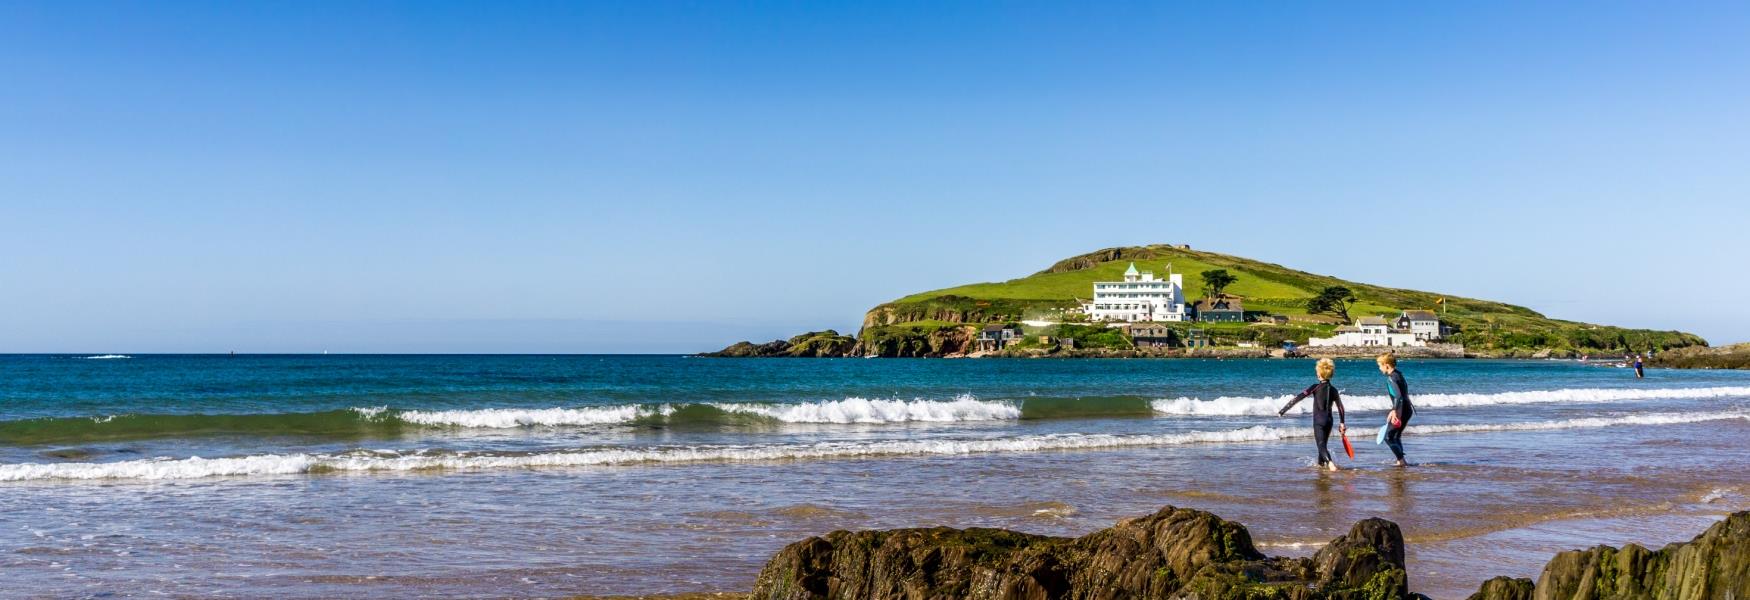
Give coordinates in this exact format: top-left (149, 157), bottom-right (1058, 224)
top-left (707, 245), bottom-right (1704, 359)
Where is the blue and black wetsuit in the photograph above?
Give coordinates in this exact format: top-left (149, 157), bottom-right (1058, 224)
top-left (1279, 381), bottom-right (1345, 466)
top-left (1384, 370), bottom-right (1413, 461)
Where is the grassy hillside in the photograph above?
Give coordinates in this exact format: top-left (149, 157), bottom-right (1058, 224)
top-left (864, 245), bottom-right (1704, 355)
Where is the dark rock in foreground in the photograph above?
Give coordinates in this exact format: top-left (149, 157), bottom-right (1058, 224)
top-left (750, 505), bottom-right (1408, 600)
top-left (1466, 511), bottom-right (1750, 600)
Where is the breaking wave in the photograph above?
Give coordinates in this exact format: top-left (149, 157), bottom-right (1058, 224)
top-left (5, 411), bottom-right (1743, 482)
top-left (0, 397), bottom-right (1023, 445)
top-left (1150, 386), bottom-right (1750, 417)
top-left (81, 355), bottom-right (131, 360)
top-left (7, 386), bottom-right (1748, 445)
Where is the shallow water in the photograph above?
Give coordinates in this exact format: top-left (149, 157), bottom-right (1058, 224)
top-left (2, 355), bottom-right (1747, 598)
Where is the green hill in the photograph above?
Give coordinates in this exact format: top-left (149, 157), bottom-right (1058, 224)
top-left (861, 245), bottom-right (1704, 356)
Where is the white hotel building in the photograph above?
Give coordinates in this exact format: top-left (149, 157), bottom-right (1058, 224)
top-left (1084, 263), bottom-right (1187, 322)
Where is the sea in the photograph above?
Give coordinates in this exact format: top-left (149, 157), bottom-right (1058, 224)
top-left (2, 354), bottom-right (1747, 599)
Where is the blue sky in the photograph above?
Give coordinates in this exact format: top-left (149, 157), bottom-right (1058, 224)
top-left (3, 2), bottom-right (1748, 353)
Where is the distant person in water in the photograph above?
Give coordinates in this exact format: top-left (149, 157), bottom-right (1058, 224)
top-left (1278, 358), bottom-right (1346, 471)
top-left (1634, 354), bottom-right (1645, 378)
top-left (1377, 352), bottom-right (1413, 467)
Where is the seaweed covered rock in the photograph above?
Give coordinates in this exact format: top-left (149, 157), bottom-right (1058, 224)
top-left (749, 506), bottom-right (1409, 600)
top-left (1467, 511), bottom-right (1750, 600)
top-left (1464, 577), bottom-right (1533, 600)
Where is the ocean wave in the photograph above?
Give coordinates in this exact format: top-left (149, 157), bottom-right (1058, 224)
top-left (81, 355), bottom-right (131, 360)
top-left (403, 396), bottom-right (1020, 427)
top-left (0, 398), bottom-right (1024, 445)
top-left (5, 411), bottom-right (1743, 482)
top-left (1150, 386), bottom-right (1750, 416)
top-left (398, 405), bottom-right (661, 428)
top-left (8, 386), bottom-right (1748, 445)
top-left (714, 395), bottom-right (1020, 423)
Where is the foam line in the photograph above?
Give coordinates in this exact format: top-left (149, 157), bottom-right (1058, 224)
top-left (1151, 386), bottom-right (1750, 416)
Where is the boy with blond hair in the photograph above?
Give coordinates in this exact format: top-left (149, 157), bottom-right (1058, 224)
top-left (1279, 358), bottom-right (1347, 471)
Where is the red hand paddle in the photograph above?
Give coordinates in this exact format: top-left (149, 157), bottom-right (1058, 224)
top-left (1341, 431), bottom-right (1355, 459)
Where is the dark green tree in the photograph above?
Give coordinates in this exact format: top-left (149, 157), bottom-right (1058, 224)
top-left (1200, 269), bottom-right (1238, 298)
top-left (1306, 286), bottom-right (1357, 321)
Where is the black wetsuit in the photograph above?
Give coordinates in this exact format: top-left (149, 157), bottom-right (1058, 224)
top-left (1279, 381), bottom-right (1345, 466)
top-left (1384, 370), bottom-right (1413, 461)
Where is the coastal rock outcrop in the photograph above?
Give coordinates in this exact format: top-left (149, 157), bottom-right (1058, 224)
top-left (749, 506), bottom-right (1409, 600)
top-left (1466, 511), bottom-right (1750, 600)
top-left (1649, 343), bottom-right (1750, 370)
top-left (702, 331), bottom-right (858, 358)
top-left (856, 324), bottom-right (977, 358)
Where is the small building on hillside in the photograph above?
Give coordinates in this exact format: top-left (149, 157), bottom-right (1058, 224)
top-left (1185, 328), bottom-right (1211, 348)
top-left (1126, 324), bottom-right (1174, 348)
top-left (977, 325), bottom-right (1025, 351)
top-left (1083, 262), bottom-right (1187, 323)
top-left (1395, 310), bottom-right (1445, 341)
top-left (1193, 295), bottom-right (1245, 323)
top-left (1307, 316), bottom-right (1424, 348)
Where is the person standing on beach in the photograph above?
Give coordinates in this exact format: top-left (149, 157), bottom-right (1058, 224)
top-left (1377, 353), bottom-right (1414, 467)
top-left (1278, 358), bottom-right (1346, 471)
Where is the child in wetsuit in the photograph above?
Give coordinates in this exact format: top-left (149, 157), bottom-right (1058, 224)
top-left (1377, 352), bottom-right (1414, 467)
top-left (1278, 358), bottom-right (1346, 471)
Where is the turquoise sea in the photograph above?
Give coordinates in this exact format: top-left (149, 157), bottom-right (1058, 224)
top-left (2, 355), bottom-right (1748, 598)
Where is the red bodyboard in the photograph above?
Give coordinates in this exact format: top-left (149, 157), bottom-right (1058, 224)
top-left (1341, 433), bottom-right (1355, 459)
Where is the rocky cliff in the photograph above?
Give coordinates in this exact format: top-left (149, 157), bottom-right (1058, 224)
top-left (1649, 343), bottom-right (1750, 370)
top-left (1466, 511), bottom-right (1750, 600)
top-left (705, 325), bottom-right (980, 358)
top-left (701, 331), bottom-right (859, 358)
top-left (749, 506), bottom-right (1408, 600)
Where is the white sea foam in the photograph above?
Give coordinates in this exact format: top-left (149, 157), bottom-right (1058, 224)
top-left (711, 395), bottom-right (1020, 423)
top-left (1699, 487), bottom-right (1737, 504)
top-left (1417, 411), bottom-right (1748, 433)
top-left (398, 405), bottom-right (663, 428)
top-left (5, 411), bottom-right (1743, 482)
top-left (82, 355), bottom-right (131, 360)
top-left (1150, 386), bottom-right (1750, 416)
top-left (385, 396), bottom-right (1019, 427)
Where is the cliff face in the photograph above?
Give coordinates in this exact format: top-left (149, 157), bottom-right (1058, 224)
top-left (749, 506), bottom-right (1408, 600)
top-left (856, 324), bottom-right (977, 358)
top-left (1467, 511), bottom-right (1750, 600)
top-left (862, 296), bottom-right (1067, 330)
top-left (702, 326), bottom-right (978, 358)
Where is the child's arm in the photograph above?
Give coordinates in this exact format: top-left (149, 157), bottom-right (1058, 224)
top-left (1277, 383), bottom-right (1318, 416)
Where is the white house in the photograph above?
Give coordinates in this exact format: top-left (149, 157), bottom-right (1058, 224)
top-left (1307, 316), bottom-right (1425, 348)
top-left (1083, 262), bottom-right (1187, 323)
top-left (1397, 310), bottom-right (1443, 341)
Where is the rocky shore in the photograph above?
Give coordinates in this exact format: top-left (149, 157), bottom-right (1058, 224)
top-left (1466, 509), bottom-right (1750, 600)
top-left (741, 506), bottom-right (1750, 600)
top-left (751, 506), bottom-right (1407, 600)
top-left (1648, 343), bottom-right (1750, 370)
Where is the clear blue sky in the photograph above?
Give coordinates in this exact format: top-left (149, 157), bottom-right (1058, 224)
top-left (3, 2), bottom-right (1748, 353)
